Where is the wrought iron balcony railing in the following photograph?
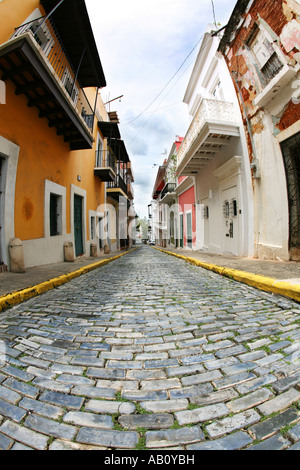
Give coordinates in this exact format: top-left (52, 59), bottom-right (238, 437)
top-left (160, 182), bottom-right (176, 200)
top-left (107, 174), bottom-right (128, 196)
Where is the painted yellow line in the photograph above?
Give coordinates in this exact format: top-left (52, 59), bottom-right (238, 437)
top-left (154, 248), bottom-right (300, 303)
top-left (0, 249), bottom-right (137, 313)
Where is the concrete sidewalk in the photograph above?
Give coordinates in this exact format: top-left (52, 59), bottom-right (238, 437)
top-left (0, 249), bottom-right (136, 311)
top-left (155, 247), bottom-right (300, 303)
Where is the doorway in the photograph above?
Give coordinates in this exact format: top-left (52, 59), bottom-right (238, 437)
top-left (280, 134), bottom-right (300, 261)
top-left (74, 194), bottom-right (84, 256)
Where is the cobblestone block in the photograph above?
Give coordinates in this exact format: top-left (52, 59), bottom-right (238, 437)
top-left (166, 364), bottom-right (205, 377)
top-left (119, 413), bottom-right (174, 430)
top-left (0, 385), bottom-right (21, 404)
top-left (85, 399), bottom-right (135, 414)
top-left (248, 408), bottom-right (300, 441)
top-left (187, 431), bottom-right (253, 450)
top-left (40, 390), bottom-right (84, 410)
top-left (286, 422), bottom-right (300, 442)
top-left (63, 411), bottom-right (113, 429)
top-left (227, 388), bottom-right (274, 413)
top-left (206, 409), bottom-right (261, 438)
top-left (19, 396), bottom-right (64, 420)
top-left (181, 370), bottom-right (222, 387)
top-left (1, 365), bottom-right (34, 383)
top-left (0, 398), bottom-right (26, 422)
top-left (175, 403), bottom-right (229, 425)
top-left (0, 431), bottom-right (13, 450)
top-left (145, 425), bottom-right (204, 448)
top-left (76, 427), bottom-right (139, 449)
top-left (140, 378), bottom-right (181, 391)
top-left (190, 388), bottom-right (238, 406)
top-left (0, 420), bottom-right (48, 450)
top-left (212, 372), bottom-right (256, 390)
top-left (257, 388), bottom-right (300, 416)
top-left (139, 399), bottom-right (188, 413)
top-left (247, 434), bottom-right (291, 450)
top-left (25, 414), bottom-right (77, 441)
top-left (272, 372), bottom-right (300, 393)
top-left (71, 385), bottom-right (116, 399)
top-left (86, 368), bottom-right (126, 379)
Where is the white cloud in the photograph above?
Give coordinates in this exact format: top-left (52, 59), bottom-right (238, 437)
top-left (86, 0), bottom-right (237, 218)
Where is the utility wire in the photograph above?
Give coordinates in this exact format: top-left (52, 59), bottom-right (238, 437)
top-left (126, 33), bottom-right (205, 128)
top-left (211, 0), bottom-right (218, 28)
top-left (127, 51), bottom-right (199, 145)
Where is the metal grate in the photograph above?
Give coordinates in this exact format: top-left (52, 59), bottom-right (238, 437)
top-left (281, 133), bottom-right (300, 252)
top-left (261, 52), bottom-right (284, 84)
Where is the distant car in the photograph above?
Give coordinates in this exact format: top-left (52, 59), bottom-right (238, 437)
top-left (148, 241), bottom-right (155, 246)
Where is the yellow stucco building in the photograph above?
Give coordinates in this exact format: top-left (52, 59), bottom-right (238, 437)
top-left (0, 0), bottom-right (134, 270)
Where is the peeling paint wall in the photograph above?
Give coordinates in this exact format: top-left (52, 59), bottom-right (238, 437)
top-left (220, 0), bottom-right (300, 260)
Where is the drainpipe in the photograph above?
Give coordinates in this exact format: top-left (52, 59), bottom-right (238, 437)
top-left (231, 71), bottom-right (260, 258)
top-left (231, 72), bottom-right (257, 162)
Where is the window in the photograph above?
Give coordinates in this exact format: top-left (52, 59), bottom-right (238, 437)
top-left (49, 193), bottom-right (62, 236)
top-left (212, 80), bottom-right (225, 101)
top-left (231, 199), bottom-right (238, 217)
top-left (248, 27), bottom-right (283, 85)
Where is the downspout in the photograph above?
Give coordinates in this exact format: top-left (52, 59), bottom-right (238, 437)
top-left (231, 71), bottom-right (257, 162)
top-left (231, 71), bottom-right (259, 258)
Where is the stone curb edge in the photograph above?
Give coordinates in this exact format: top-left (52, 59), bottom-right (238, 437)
top-left (154, 247), bottom-right (300, 303)
top-left (0, 248), bottom-right (138, 313)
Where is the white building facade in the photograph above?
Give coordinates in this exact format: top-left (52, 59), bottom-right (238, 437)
top-left (177, 26), bottom-right (254, 257)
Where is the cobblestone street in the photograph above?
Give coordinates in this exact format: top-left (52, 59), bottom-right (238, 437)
top-left (0, 246), bottom-right (300, 451)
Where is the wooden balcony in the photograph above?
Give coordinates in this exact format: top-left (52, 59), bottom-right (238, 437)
top-left (0, 4), bottom-right (106, 150)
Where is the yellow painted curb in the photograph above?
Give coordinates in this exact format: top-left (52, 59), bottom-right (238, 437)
top-left (154, 248), bottom-right (300, 303)
top-left (0, 248), bottom-right (137, 313)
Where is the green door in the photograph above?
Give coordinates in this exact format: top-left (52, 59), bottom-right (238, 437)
top-left (74, 195), bottom-right (83, 256)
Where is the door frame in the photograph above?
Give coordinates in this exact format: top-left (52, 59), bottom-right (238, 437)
top-left (280, 133), bottom-right (300, 260)
top-left (0, 136), bottom-right (19, 269)
top-left (70, 185), bottom-right (87, 257)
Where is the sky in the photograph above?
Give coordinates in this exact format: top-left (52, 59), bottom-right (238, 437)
top-left (85, 0), bottom-right (238, 219)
